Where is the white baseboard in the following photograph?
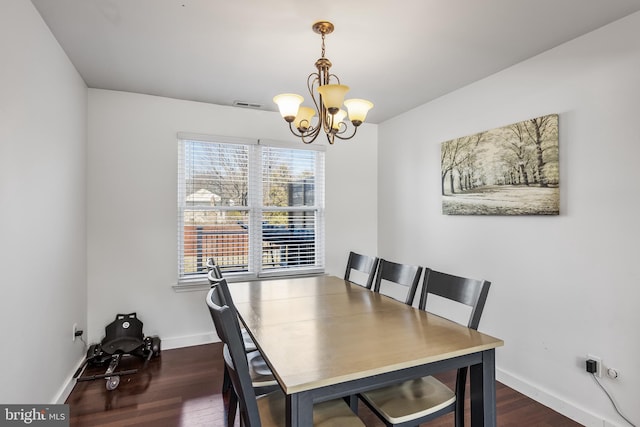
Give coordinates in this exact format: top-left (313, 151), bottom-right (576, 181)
top-left (160, 332), bottom-right (220, 350)
top-left (54, 355), bottom-right (86, 404)
top-left (497, 368), bottom-right (623, 427)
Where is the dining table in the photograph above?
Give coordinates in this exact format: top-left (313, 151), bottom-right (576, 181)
top-left (228, 274), bottom-right (504, 427)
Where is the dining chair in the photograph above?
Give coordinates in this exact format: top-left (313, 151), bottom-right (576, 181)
top-left (206, 257), bottom-right (223, 279)
top-left (208, 271), bottom-right (257, 352)
top-left (206, 285), bottom-right (366, 427)
top-left (344, 251), bottom-right (379, 289)
top-left (207, 272), bottom-right (271, 414)
top-left (206, 284), bottom-right (279, 426)
top-left (359, 268), bottom-right (491, 427)
top-left (372, 259), bottom-right (423, 305)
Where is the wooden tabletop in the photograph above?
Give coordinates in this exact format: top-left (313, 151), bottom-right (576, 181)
top-left (229, 275), bottom-right (503, 394)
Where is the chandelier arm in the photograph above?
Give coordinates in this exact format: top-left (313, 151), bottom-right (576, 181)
top-left (300, 126), bottom-right (322, 144)
top-left (333, 126), bottom-right (359, 141)
top-left (328, 73), bottom-right (341, 84)
top-left (323, 110), bottom-right (336, 135)
top-left (288, 120), bottom-right (319, 138)
top-left (308, 71), bottom-right (334, 136)
top-left (307, 72), bottom-right (323, 114)
top-left (287, 121), bottom-right (322, 144)
top-left (334, 120), bottom-right (349, 135)
top-left (287, 122), bottom-right (305, 138)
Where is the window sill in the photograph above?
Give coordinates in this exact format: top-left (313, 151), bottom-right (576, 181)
top-left (172, 271), bottom-right (325, 292)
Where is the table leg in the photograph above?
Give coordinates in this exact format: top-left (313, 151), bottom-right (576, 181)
top-left (346, 394), bottom-right (359, 413)
top-left (285, 392), bottom-right (313, 427)
top-left (470, 349), bottom-right (497, 426)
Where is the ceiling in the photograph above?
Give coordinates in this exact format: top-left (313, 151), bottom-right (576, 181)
top-left (31, 0), bottom-right (640, 124)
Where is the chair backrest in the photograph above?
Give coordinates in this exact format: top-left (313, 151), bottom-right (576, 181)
top-left (206, 285), bottom-right (228, 343)
top-left (208, 269), bottom-right (223, 287)
top-left (209, 276), bottom-right (235, 310)
top-left (206, 287), bottom-right (262, 426)
top-left (373, 259), bottom-right (423, 305)
top-left (418, 268), bottom-right (491, 425)
top-left (417, 268), bottom-right (491, 329)
top-left (206, 257), bottom-right (223, 279)
top-left (344, 251), bottom-right (379, 289)
top-left (207, 277), bottom-right (246, 343)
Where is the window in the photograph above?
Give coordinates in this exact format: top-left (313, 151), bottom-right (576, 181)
top-left (177, 134), bottom-right (325, 284)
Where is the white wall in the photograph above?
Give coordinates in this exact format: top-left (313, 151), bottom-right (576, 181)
top-left (0, 0), bottom-right (88, 404)
top-left (87, 90), bottom-right (377, 348)
top-left (378, 12), bottom-right (640, 427)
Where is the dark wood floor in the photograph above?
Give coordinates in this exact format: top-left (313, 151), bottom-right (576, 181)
top-left (66, 343), bottom-right (582, 426)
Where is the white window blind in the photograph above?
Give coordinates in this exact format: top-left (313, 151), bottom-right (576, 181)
top-left (177, 136), bottom-right (325, 283)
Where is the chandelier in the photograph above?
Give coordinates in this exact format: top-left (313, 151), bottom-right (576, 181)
top-left (273, 21), bottom-right (374, 145)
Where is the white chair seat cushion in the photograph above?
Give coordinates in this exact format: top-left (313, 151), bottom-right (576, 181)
top-left (247, 350), bottom-right (273, 378)
top-left (241, 328), bottom-right (257, 352)
top-left (360, 375), bottom-right (456, 424)
top-left (223, 345), bottom-right (277, 387)
top-left (257, 389), bottom-right (365, 427)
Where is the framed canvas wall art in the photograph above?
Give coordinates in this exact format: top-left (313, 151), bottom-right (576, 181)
top-left (441, 114), bottom-right (559, 215)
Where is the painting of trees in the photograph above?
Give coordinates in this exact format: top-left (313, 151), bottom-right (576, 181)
top-left (441, 114), bottom-right (559, 215)
top-left (441, 132), bottom-right (484, 195)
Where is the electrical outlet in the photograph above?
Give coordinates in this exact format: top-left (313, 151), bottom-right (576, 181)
top-left (606, 367), bottom-right (619, 379)
top-left (72, 323), bottom-right (78, 341)
top-left (586, 354), bottom-right (602, 377)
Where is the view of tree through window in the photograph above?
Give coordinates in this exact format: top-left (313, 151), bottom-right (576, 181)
top-left (178, 138), bottom-right (324, 282)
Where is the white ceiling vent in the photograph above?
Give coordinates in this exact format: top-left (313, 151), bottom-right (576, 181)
top-left (233, 100), bottom-right (263, 109)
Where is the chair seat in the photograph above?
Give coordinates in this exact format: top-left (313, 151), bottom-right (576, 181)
top-left (360, 376), bottom-right (455, 424)
top-left (223, 345), bottom-right (277, 388)
top-left (242, 328), bottom-right (257, 352)
top-left (257, 389), bottom-right (365, 427)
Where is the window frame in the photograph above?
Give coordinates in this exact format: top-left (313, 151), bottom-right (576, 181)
top-left (176, 133), bottom-right (325, 287)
